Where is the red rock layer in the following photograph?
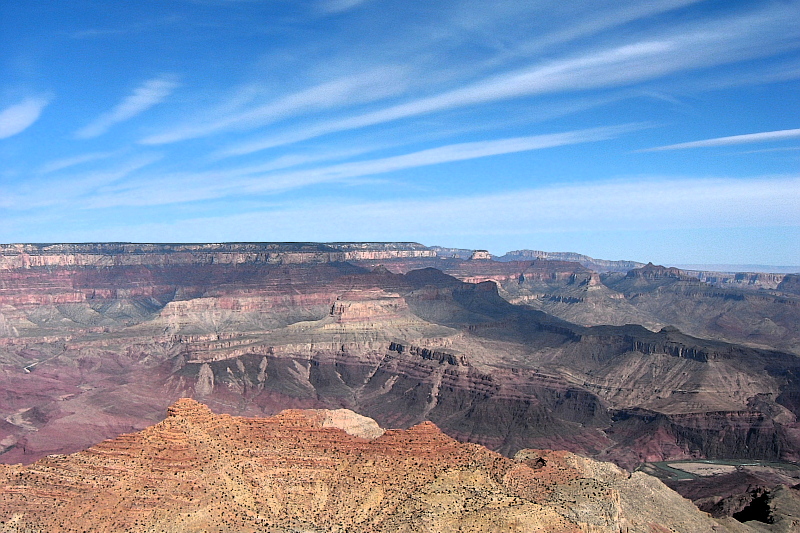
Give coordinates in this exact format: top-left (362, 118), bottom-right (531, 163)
top-left (0, 399), bottom-right (725, 532)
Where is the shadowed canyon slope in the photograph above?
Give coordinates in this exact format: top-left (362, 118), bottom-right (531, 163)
top-left (0, 398), bottom-right (739, 532)
top-left (350, 255), bottom-right (800, 356)
top-left (1, 242), bottom-right (799, 476)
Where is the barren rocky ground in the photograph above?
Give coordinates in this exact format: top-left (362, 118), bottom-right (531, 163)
top-left (0, 398), bottom-right (746, 532)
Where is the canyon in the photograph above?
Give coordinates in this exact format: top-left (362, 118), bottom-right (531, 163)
top-left (0, 242), bottom-right (798, 527)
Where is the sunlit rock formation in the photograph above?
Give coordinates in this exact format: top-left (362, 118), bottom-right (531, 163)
top-left (0, 399), bottom-right (733, 532)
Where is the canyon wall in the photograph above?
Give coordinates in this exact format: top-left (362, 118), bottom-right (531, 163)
top-left (1, 247), bottom-right (799, 476)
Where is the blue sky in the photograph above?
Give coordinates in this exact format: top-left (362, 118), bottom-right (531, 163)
top-left (1, 0), bottom-right (799, 266)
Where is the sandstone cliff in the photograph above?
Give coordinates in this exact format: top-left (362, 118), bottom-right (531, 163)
top-left (688, 270), bottom-right (787, 291)
top-left (0, 242), bottom-right (435, 269)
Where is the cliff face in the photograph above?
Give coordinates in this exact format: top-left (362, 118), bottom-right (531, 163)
top-left (498, 249), bottom-right (646, 272)
top-left (778, 274), bottom-right (800, 296)
top-left (0, 398), bottom-right (731, 532)
top-left (690, 270), bottom-right (787, 290)
top-left (0, 242), bottom-right (436, 269)
top-left (418, 260), bottom-right (800, 357)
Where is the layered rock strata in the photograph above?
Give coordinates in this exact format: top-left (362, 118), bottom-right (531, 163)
top-left (498, 249), bottom-right (646, 273)
top-left (0, 399), bottom-right (732, 532)
top-left (0, 242), bottom-right (435, 269)
top-left (0, 245), bottom-right (799, 481)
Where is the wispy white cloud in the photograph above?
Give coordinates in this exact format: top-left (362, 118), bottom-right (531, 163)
top-left (217, 4), bottom-right (800, 158)
top-left (215, 91), bottom-right (627, 161)
top-left (209, 143), bottom-right (390, 172)
top-left (139, 68), bottom-right (408, 145)
top-left (239, 124), bottom-right (642, 194)
top-left (70, 28), bottom-right (128, 39)
top-left (299, 175), bottom-right (798, 234)
top-left (0, 97), bottom-right (50, 139)
top-left (639, 128), bottom-right (800, 152)
top-left (76, 76), bottom-right (179, 138)
top-left (39, 151), bottom-right (119, 174)
top-left (678, 58), bottom-right (800, 94)
top-left (216, 43), bottom-right (675, 158)
top-left (88, 124), bottom-right (638, 208)
top-left (157, 1), bottom-right (716, 156)
top-left (0, 154), bottom-right (162, 210)
top-left (69, 15), bottom-right (183, 40)
top-left (51, 175), bottom-right (800, 244)
top-left (738, 146), bottom-right (800, 155)
top-left (317, 0), bottom-right (372, 14)
top-left (458, 0), bottom-right (707, 72)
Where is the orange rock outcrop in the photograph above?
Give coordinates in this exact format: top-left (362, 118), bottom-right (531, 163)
top-left (0, 399), bottom-right (729, 532)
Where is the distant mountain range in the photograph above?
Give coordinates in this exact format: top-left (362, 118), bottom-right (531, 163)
top-left (431, 246), bottom-right (799, 275)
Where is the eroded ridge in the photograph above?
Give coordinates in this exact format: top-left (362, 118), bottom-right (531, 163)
top-left (0, 399), bottom-right (727, 532)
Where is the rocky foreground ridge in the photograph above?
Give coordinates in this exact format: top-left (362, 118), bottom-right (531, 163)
top-left (0, 398), bottom-right (743, 533)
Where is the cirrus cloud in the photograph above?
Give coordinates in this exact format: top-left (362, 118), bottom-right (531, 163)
top-left (639, 128), bottom-right (800, 151)
top-left (0, 97), bottom-right (50, 139)
top-left (76, 76), bottom-right (179, 139)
